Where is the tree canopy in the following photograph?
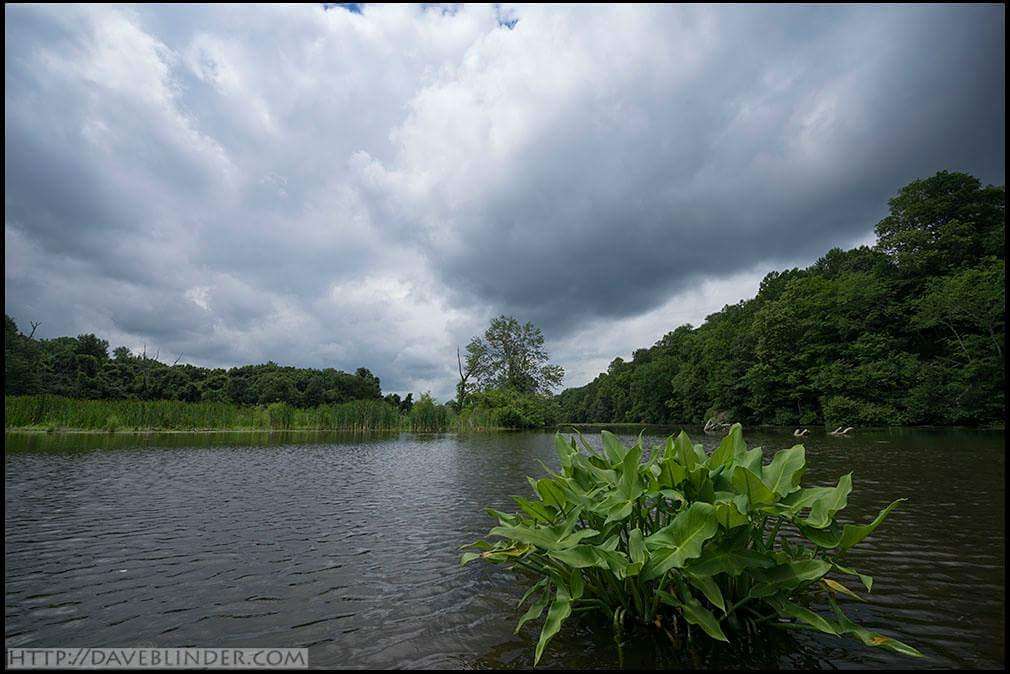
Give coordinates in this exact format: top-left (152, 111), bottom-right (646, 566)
top-left (557, 171), bottom-right (1005, 427)
top-left (4, 318), bottom-right (384, 409)
top-left (461, 315), bottom-right (565, 397)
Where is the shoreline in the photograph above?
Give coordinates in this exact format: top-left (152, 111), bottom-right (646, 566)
top-left (5, 423), bottom-right (1004, 435)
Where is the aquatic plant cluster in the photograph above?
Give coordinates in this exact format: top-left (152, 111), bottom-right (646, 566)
top-left (463, 426), bottom-right (921, 665)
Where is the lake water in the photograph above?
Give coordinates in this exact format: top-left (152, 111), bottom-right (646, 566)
top-left (4, 428), bottom-right (1005, 669)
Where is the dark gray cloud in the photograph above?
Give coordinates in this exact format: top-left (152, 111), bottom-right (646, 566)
top-left (4, 4), bottom-right (1004, 397)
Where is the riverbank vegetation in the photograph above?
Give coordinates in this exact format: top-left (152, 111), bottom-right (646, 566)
top-left (3, 320), bottom-right (385, 409)
top-left (463, 425), bottom-right (921, 665)
top-left (558, 172), bottom-right (1004, 428)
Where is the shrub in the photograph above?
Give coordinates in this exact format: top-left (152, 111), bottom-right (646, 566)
top-left (462, 388), bottom-right (559, 429)
top-left (463, 425), bottom-right (921, 665)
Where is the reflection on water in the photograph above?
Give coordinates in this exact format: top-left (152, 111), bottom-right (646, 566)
top-left (4, 427), bottom-right (1005, 669)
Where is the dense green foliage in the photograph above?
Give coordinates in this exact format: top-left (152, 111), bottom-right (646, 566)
top-left (451, 315), bottom-right (566, 429)
top-left (464, 426), bottom-right (921, 664)
top-left (558, 172), bottom-right (1005, 427)
top-left (459, 315), bottom-right (565, 400)
top-left (456, 388), bottom-right (561, 430)
top-left (4, 320), bottom-right (383, 408)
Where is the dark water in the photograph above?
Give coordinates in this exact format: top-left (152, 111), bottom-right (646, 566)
top-left (4, 428), bottom-right (1005, 669)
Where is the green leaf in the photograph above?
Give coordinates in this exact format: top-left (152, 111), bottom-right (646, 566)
top-left (515, 589), bottom-right (550, 634)
top-left (706, 426), bottom-right (739, 470)
top-left (547, 545), bottom-right (604, 569)
top-left (839, 499), bottom-right (906, 551)
top-left (685, 548), bottom-right (774, 577)
top-left (768, 597), bottom-right (838, 636)
top-left (756, 559), bottom-right (832, 592)
top-left (617, 441), bottom-right (644, 499)
top-left (535, 586), bottom-right (573, 665)
top-left (674, 430), bottom-right (699, 470)
top-left (518, 578), bottom-right (548, 608)
top-left (686, 573), bottom-right (726, 612)
top-left (628, 528), bottom-right (646, 565)
top-left (822, 577), bottom-right (864, 602)
top-left (799, 473), bottom-right (852, 528)
top-left (490, 524), bottom-right (563, 550)
top-left (642, 502), bottom-right (718, 579)
top-left (829, 597), bottom-right (924, 657)
top-left (762, 444), bottom-right (806, 496)
top-left (680, 593), bottom-right (729, 642)
top-left (554, 433), bottom-right (575, 472)
top-left (601, 430), bottom-right (627, 465)
top-left (797, 521), bottom-right (844, 548)
top-left (832, 562), bottom-right (873, 592)
top-left (460, 551), bottom-right (481, 566)
top-left (731, 466), bottom-right (777, 508)
top-left (535, 478), bottom-right (567, 508)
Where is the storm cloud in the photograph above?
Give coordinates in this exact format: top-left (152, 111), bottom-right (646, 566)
top-left (4, 4), bottom-right (1004, 397)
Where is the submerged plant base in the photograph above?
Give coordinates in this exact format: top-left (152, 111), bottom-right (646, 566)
top-left (462, 425), bottom-right (922, 665)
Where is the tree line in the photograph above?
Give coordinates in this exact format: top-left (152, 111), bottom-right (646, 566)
top-left (3, 324), bottom-right (387, 409)
top-left (556, 171), bottom-right (1005, 427)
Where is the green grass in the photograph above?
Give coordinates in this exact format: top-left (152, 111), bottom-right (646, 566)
top-left (5, 395), bottom-right (413, 432)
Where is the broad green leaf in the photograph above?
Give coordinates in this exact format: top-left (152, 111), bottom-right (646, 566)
top-left (515, 589), bottom-right (550, 633)
top-left (680, 593), bottom-right (729, 642)
top-left (708, 423), bottom-right (744, 470)
top-left (512, 496), bottom-right (554, 523)
top-left (829, 597), bottom-right (923, 657)
top-left (735, 446), bottom-right (764, 474)
top-left (601, 430), bottom-right (627, 465)
top-left (535, 478), bottom-right (567, 508)
top-left (674, 430), bottom-right (699, 470)
top-left (686, 573), bottom-right (725, 612)
top-left (801, 473), bottom-right (852, 528)
top-left (554, 433), bottom-right (575, 472)
top-left (822, 577), bottom-right (863, 601)
top-left (518, 578), bottom-right (548, 608)
top-left (839, 499), bottom-right (906, 551)
top-left (714, 499), bottom-right (748, 528)
top-left (547, 545), bottom-right (602, 569)
top-left (618, 442), bottom-right (644, 499)
top-left (642, 502), bottom-right (718, 579)
top-left (762, 445), bottom-right (806, 496)
top-left (833, 562), bottom-right (873, 592)
top-left (604, 500), bottom-right (634, 524)
top-left (731, 466), bottom-right (777, 508)
top-left (768, 597), bottom-right (838, 636)
top-left (460, 551), bottom-right (481, 566)
top-left (490, 524), bottom-right (563, 550)
top-left (685, 548), bottom-right (774, 577)
top-left (659, 457), bottom-right (687, 488)
top-left (569, 570), bottom-right (585, 600)
top-left (798, 522), bottom-right (844, 548)
top-left (628, 528), bottom-right (646, 565)
top-left (535, 587), bottom-right (573, 665)
top-left (757, 559), bottom-right (831, 591)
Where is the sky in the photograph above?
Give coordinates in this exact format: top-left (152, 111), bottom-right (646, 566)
top-left (4, 4), bottom-right (1005, 399)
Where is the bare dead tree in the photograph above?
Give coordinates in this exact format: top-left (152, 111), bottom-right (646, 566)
top-left (28, 321), bottom-right (41, 339)
top-left (172, 353), bottom-right (184, 366)
top-left (457, 346), bottom-right (472, 405)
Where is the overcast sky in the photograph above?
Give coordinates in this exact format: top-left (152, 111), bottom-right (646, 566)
top-left (4, 4), bottom-right (1005, 398)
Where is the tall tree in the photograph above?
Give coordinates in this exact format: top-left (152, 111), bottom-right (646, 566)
top-left (464, 315), bottom-right (564, 395)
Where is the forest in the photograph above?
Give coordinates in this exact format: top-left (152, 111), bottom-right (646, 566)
top-left (3, 321), bottom-right (386, 408)
top-left (557, 171), bottom-right (1005, 428)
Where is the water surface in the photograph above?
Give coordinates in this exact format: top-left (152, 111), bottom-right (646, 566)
top-left (4, 428), bottom-right (1004, 669)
